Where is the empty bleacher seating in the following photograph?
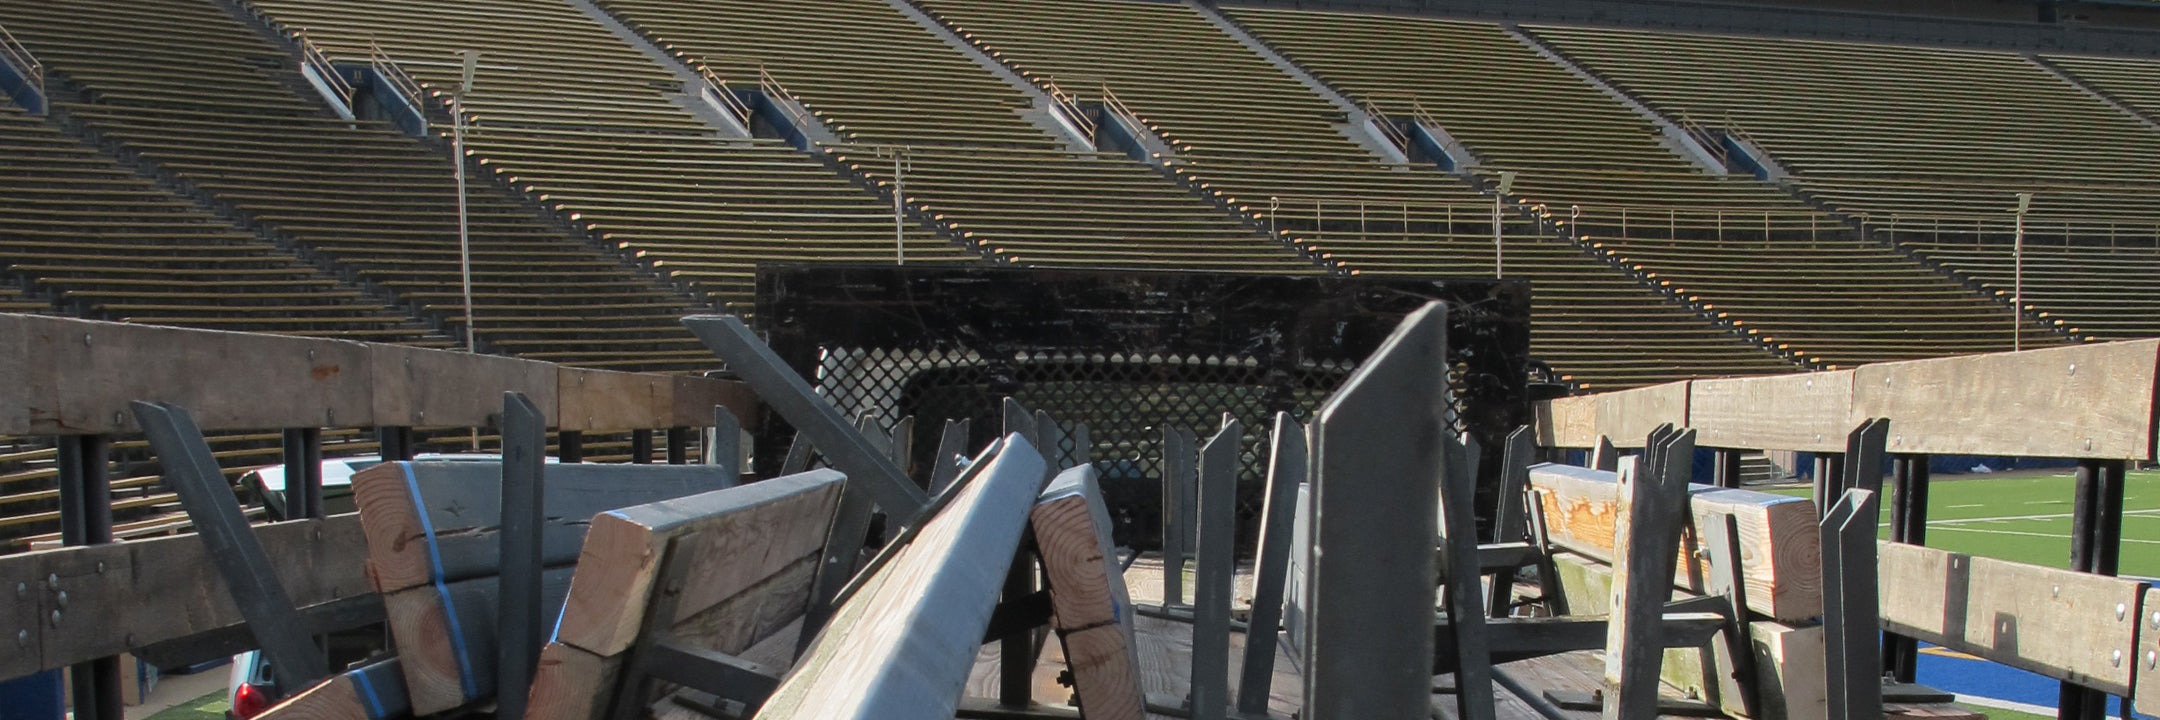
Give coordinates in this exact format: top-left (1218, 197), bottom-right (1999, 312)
top-left (239, 0), bottom-right (988, 309)
top-left (914, 0), bottom-right (1801, 388)
top-left (1, 101), bottom-right (444, 341)
top-left (594, 0), bottom-right (1320, 273)
top-left (1531, 24), bottom-right (2160, 342)
top-left (6, 0), bottom-right (729, 371)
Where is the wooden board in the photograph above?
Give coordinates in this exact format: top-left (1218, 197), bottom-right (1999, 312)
top-left (1032, 466), bottom-right (1144, 720)
top-left (559, 368), bottom-right (672, 432)
top-left (671, 375), bottom-right (757, 431)
top-left (1876, 542), bottom-right (2145, 695)
top-left (257, 657), bottom-right (410, 720)
top-left (388, 567), bottom-right (576, 714)
top-left (1549, 551), bottom-right (1824, 720)
top-left (753, 437), bottom-right (1046, 720)
top-left (1688, 371), bottom-right (1853, 452)
top-left (18, 315), bottom-right (374, 434)
top-left (1852, 339), bottom-right (2160, 459)
top-left (524, 557), bottom-right (818, 720)
top-left (0, 315), bottom-right (27, 434)
top-left (1529, 463), bottom-right (1820, 622)
top-left (351, 461), bottom-right (740, 594)
top-left (549, 470), bottom-right (844, 657)
top-left (1538, 394), bottom-right (1599, 449)
top-left (0, 514), bottom-right (368, 679)
top-left (2135, 587), bottom-right (2158, 719)
top-left (369, 345), bottom-right (556, 429)
top-left (1598, 381), bottom-right (1690, 448)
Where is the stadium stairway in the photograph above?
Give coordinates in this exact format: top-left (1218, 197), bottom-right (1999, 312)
top-left (1220, 7), bottom-right (2069, 367)
top-left (235, 0), bottom-right (992, 311)
top-left (2, 0), bottom-right (727, 373)
top-left (589, 0), bottom-right (1324, 274)
top-left (912, 0), bottom-right (1803, 390)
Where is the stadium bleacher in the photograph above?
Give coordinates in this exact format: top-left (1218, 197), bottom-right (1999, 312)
top-left (2, 101), bottom-right (446, 341)
top-left (596, 0), bottom-right (1322, 273)
top-left (238, 0), bottom-right (989, 308)
top-left (913, 0), bottom-right (1803, 388)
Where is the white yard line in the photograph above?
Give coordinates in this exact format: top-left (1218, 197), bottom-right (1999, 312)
top-left (1925, 508), bottom-right (2160, 525)
top-left (1926, 525), bottom-right (2160, 545)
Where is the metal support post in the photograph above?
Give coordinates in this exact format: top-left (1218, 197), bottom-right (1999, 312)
top-left (559, 431), bottom-right (584, 463)
top-left (1884, 454), bottom-right (1929, 683)
top-left (281, 428), bottom-right (323, 519)
top-left (497, 393), bottom-right (546, 720)
top-left (631, 429), bottom-right (655, 464)
top-left (378, 426), bottom-right (415, 461)
top-left (2060, 457), bottom-right (2126, 720)
top-left (1591, 435), bottom-right (1618, 471)
top-left (1190, 421), bottom-right (1240, 720)
top-left (666, 427), bottom-right (691, 465)
top-left (1604, 426), bottom-right (1694, 720)
top-left (929, 418), bottom-right (971, 493)
top-left (1236, 414), bottom-right (1304, 717)
top-left (1713, 448), bottom-right (1743, 489)
top-left (57, 434), bottom-right (121, 720)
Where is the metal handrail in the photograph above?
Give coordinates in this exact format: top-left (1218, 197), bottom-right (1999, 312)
top-left (369, 40), bottom-right (431, 120)
top-left (1670, 110), bottom-right (1731, 167)
top-left (293, 28), bottom-right (352, 108)
top-left (1, 22), bottom-right (45, 109)
top-left (1357, 96), bottom-right (1409, 150)
top-left (691, 61), bottom-right (753, 127)
top-left (1041, 77), bottom-right (1095, 140)
top-left (701, 57), bottom-right (815, 133)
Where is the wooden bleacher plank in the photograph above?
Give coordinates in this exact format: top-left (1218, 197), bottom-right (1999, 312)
top-left (1689, 371), bottom-right (1854, 452)
top-left (753, 436), bottom-right (1046, 720)
top-left (351, 461), bottom-right (740, 595)
top-left (2136, 587), bottom-right (2159, 719)
top-left (1032, 465), bottom-right (1145, 720)
top-left (1528, 463), bottom-right (1821, 622)
top-left (384, 566), bottom-right (574, 714)
top-left (1852, 339), bottom-right (2160, 459)
top-left (523, 470), bottom-right (845, 720)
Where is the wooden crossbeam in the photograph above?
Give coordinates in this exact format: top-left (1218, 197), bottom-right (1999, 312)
top-left (1528, 463), bottom-right (1821, 622)
top-left (1877, 541), bottom-right (2147, 695)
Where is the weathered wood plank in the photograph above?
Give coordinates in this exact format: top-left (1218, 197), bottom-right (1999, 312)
top-left (387, 567), bottom-right (575, 714)
top-left (1853, 339), bottom-right (2160, 459)
top-left (1536, 393), bottom-right (1598, 448)
top-left (753, 436), bottom-right (1046, 720)
top-left (550, 470), bottom-right (844, 658)
top-left (1876, 541), bottom-right (2145, 694)
top-left (1032, 466), bottom-right (1144, 720)
top-left (257, 658), bottom-right (410, 720)
top-left (670, 375), bottom-right (757, 430)
top-left (1598, 382), bottom-right (1691, 448)
top-left (1689, 371), bottom-right (1853, 452)
top-left (369, 345), bottom-right (555, 429)
top-left (524, 555), bottom-right (820, 720)
top-left (0, 514), bottom-right (368, 679)
top-left (0, 315), bottom-right (27, 434)
top-left (18, 315), bottom-right (374, 434)
top-left (1529, 463), bottom-right (1820, 622)
top-left (558, 368), bottom-right (672, 432)
top-left (351, 462), bottom-right (740, 595)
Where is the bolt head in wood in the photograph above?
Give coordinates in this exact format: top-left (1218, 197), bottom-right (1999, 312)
top-left (49, 611), bottom-right (60, 628)
top-left (15, 630), bottom-right (24, 646)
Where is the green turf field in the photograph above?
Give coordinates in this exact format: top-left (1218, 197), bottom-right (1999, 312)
top-left (1764, 469), bottom-right (2160, 578)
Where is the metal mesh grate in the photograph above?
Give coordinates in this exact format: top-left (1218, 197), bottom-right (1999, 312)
top-left (754, 266), bottom-right (1531, 551)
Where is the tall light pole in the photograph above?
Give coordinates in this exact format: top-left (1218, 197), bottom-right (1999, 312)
top-left (455, 50), bottom-right (478, 354)
top-left (1493, 171), bottom-right (1516, 277)
top-left (893, 147), bottom-right (907, 265)
top-left (2013, 192), bottom-right (2032, 352)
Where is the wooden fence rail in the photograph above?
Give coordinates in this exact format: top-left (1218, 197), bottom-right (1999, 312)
top-left (1536, 339), bottom-right (2160, 458)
